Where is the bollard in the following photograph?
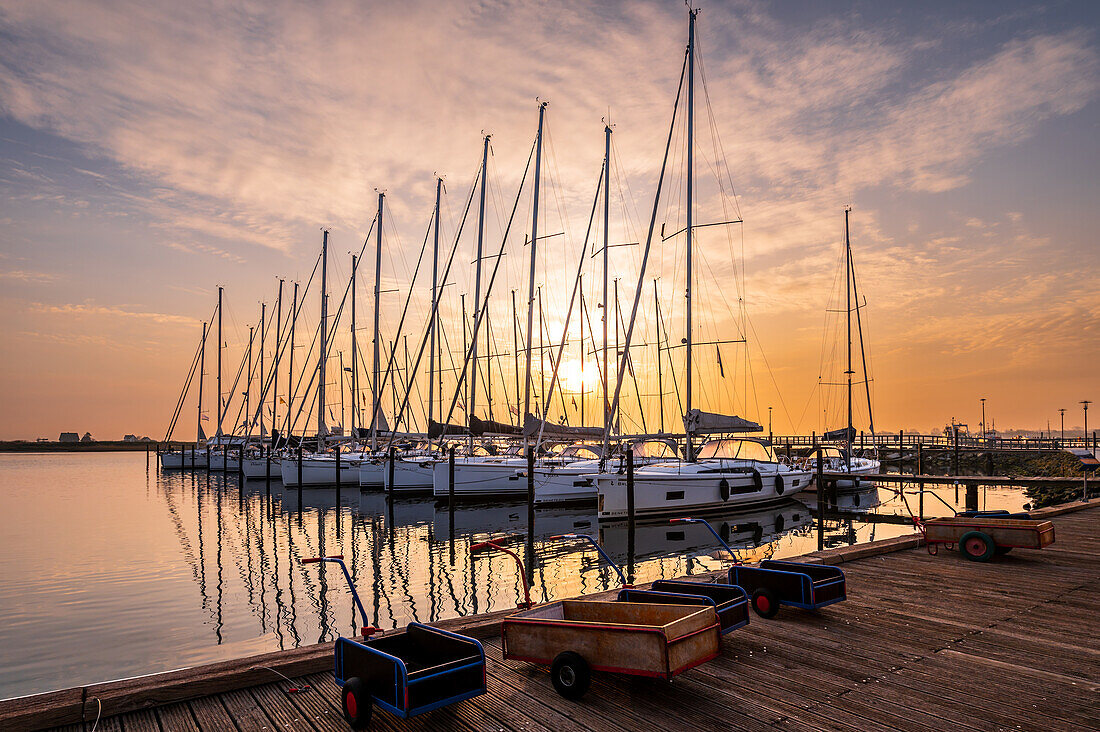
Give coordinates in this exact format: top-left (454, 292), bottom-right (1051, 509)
top-left (627, 449), bottom-right (636, 584)
top-left (815, 447), bottom-right (825, 551)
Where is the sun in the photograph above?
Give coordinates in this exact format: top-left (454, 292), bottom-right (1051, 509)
top-left (560, 360), bottom-right (593, 390)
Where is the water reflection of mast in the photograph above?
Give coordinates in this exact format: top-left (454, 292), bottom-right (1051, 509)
top-left (214, 471), bottom-right (224, 644)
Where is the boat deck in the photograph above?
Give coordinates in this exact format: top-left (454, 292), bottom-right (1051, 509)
top-left (24, 503), bottom-right (1100, 731)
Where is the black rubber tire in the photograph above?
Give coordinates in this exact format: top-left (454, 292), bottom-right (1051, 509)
top-left (551, 651), bottom-right (591, 700)
top-left (341, 677), bottom-right (372, 729)
top-left (751, 588), bottom-right (780, 619)
top-left (959, 531), bottom-right (996, 562)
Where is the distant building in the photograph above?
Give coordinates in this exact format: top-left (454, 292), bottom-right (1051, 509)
top-left (59, 432), bottom-right (79, 442)
top-left (80, 432), bottom-right (94, 443)
top-left (36, 438), bottom-right (49, 442)
top-left (123, 434), bottom-right (138, 442)
top-left (140, 436), bottom-right (153, 442)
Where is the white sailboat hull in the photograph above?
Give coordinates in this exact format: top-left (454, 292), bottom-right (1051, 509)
top-left (242, 457), bottom-right (281, 479)
top-left (383, 459), bottom-right (437, 494)
top-left (159, 450), bottom-right (208, 469)
top-left (280, 456), bottom-right (361, 487)
top-left (432, 459), bottom-right (530, 498)
top-left (808, 457), bottom-right (881, 490)
top-left (596, 462), bottom-right (812, 520)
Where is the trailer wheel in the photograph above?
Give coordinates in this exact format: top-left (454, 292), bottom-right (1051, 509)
top-left (551, 651), bottom-right (591, 700)
top-left (341, 677), bottom-right (372, 729)
top-left (751, 588), bottom-right (780, 619)
top-left (960, 531), bottom-right (996, 562)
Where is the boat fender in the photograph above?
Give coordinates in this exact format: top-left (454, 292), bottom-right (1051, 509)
top-left (751, 469), bottom-right (763, 492)
top-left (720, 522), bottom-right (731, 543)
top-left (854, 476), bottom-right (861, 488)
top-left (775, 513), bottom-right (785, 532)
top-left (719, 478), bottom-right (730, 501)
top-left (775, 474), bottom-right (785, 495)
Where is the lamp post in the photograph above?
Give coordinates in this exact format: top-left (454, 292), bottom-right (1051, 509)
top-left (1059, 408), bottom-right (1066, 443)
top-left (980, 398), bottom-right (986, 442)
top-left (1083, 401), bottom-right (1091, 448)
top-left (768, 406), bottom-right (773, 443)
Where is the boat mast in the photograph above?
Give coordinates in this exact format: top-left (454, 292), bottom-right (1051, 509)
top-left (684, 7), bottom-right (697, 462)
top-left (579, 276), bottom-right (585, 427)
top-left (258, 302), bottom-right (265, 435)
top-left (197, 321), bottom-right (206, 442)
top-left (523, 101), bottom-right (548, 421)
top-left (288, 281), bottom-right (298, 441)
top-left (845, 206), bottom-right (853, 470)
top-left (849, 209), bottom-right (875, 437)
top-left (246, 325), bottom-right (253, 433)
top-left (272, 279), bottom-right (283, 443)
top-left (373, 192), bottom-right (385, 449)
top-left (351, 253), bottom-right (357, 439)
top-left (318, 230), bottom-right (328, 447)
top-left (602, 121), bottom-right (611, 436)
top-left (470, 134), bottom-right (490, 451)
top-left (511, 289), bottom-right (519, 426)
top-left (655, 279), bottom-right (663, 434)
top-left (429, 178), bottom-right (442, 433)
top-left (216, 285), bottom-right (223, 437)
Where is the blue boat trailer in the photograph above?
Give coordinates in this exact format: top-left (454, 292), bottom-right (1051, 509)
top-left (672, 517), bottom-right (848, 619)
top-left (302, 555), bottom-right (487, 729)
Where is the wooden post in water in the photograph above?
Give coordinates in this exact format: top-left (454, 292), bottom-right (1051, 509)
top-left (237, 445), bottom-right (244, 481)
top-left (816, 447), bottom-right (825, 551)
top-left (190, 444), bottom-right (195, 469)
top-left (526, 448), bottom-right (535, 584)
top-left (180, 443), bottom-right (185, 468)
top-left (387, 447), bottom-right (396, 497)
top-left (917, 443), bottom-right (924, 521)
top-left (447, 446), bottom-right (456, 505)
top-left (627, 449), bottom-right (636, 584)
top-left (145, 441), bottom-right (150, 468)
top-left (334, 443), bottom-right (341, 500)
top-left (296, 445), bottom-right (303, 499)
top-left (265, 445), bottom-right (271, 487)
top-left (222, 444), bottom-right (228, 474)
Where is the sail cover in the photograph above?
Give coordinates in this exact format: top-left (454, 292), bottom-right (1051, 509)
top-left (469, 415), bottom-right (523, 436)
top-left (683, 409), bottom-right (762, 435)
top-left (522, 414), bottom-right (603, 439)
top-left (428, 419), bottom-right (470, 438)
top-left (824, 426), bottom-right (857, 441)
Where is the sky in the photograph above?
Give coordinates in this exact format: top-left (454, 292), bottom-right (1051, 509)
top-left (0, 0), bottom-right (1097, 441)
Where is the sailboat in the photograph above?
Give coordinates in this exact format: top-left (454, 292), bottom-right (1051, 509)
top-left (595, 8), bottom-right (812, 520)
top-left (808, 207), bottom-right (881, 489)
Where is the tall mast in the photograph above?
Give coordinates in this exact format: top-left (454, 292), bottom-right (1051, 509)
top-left (844, 206), bottom-right (853, 469)
top-left (602, 122), bottom-right (611, 435)
top-left (318, 230), bottom-right (329, 444)
top-left (351, 254), bottom-right (358, 439)
top-left (523, 101), bottom-right (547, 420)
top-left (272, 279), bottom-right (283, 442)
top-left (373, 192), bottom-right (385, 448)
top-left (470, 134), bottom-right (490, 449)
top-left (258, 302), bottom-right (265, 435)
top-left (511, 289), bottom-right (519, 426)
top-left (614, 278), bottom-right (620, 434)
top-left (429, 178), bottom-right (442, 432)
top-left (849, 209), bottom-right (875, 437)
top-left (288, 282), bottom-right (298, 439)
top-left (197, 321), bottom-right (207, 442)
top-left (684, 7), bottom-right (697, 461)
top-left (579, 276), bottom-right (585, 427)
top-left (654, 279), bottom-right (663, 434)
top-left (216, 285), bottom-right (223, 437)
top-left (246, 325), bottom-right (253, 432)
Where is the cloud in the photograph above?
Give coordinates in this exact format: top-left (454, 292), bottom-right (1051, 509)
top-left (0, 269), bottom-right (59, 283)
top-left (29, 302), bottom-right (195, 325)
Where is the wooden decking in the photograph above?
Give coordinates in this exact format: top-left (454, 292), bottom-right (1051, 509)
top-left (20, 502), bottom-right (1100, 731)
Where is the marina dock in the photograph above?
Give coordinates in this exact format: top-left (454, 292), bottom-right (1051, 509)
top-left (3, 499), bottom-right (1096, 731)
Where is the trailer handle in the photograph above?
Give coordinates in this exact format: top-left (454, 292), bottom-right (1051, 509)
top-left (670, 518), bottom-right (740, 564)
top-left (550, 533), bottom-right (632, 588)
top-left (301, 555), bottom-right (381, 637)
top-left (470, 540), bottom-right (533, 608)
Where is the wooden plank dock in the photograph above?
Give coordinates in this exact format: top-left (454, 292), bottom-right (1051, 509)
top-left (4, 500), bottom-right (1098, 731)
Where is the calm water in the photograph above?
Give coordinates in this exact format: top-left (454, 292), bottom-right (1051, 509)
top-left (0, 452), bottom-right (1028, 700)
